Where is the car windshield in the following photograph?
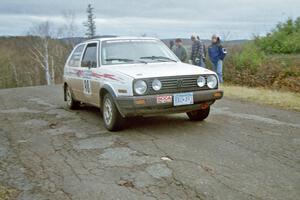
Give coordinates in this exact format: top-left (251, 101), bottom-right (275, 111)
top-left (101, 39), bottom-right (178, 65)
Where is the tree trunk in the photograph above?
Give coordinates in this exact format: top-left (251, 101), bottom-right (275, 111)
top-left (8, 59), bottom-right (19, 87)
top-left (44, 40), bottom-right (51, 85)
top-left (51, 56), bottom-right (55, 84)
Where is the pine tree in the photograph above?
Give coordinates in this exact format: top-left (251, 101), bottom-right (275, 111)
top-left (83, 4), bottom-right (96, 38)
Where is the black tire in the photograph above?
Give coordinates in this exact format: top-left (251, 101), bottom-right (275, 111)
top-left (102, 93), bottom-right (124, 131)
top-left (65, 85), bottom-right (80, 110)
top-left (187, 106), bottom-right (210, 121)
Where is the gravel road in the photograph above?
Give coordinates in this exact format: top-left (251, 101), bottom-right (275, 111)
top-left (0, 85), bottom-right (299, 200)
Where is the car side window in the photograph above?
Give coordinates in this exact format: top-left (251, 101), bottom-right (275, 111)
top-left (81, 43), bottom-right (98, 68)
top-left (68, 44), bottom-right (85, 67)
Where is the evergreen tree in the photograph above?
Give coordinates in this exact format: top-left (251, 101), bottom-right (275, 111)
top-left (83, 4), bottom-right (96, 38)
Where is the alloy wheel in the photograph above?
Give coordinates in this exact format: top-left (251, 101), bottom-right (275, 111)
top-left (103, 98), bottom-right (113, 125)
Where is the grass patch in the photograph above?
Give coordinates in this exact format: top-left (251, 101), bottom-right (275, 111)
top-left (0, 185), bottom-right (18, 200)
top-left (221, 84), bottom-right (300, 111)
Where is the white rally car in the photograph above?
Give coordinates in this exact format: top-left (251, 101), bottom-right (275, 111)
top-left (63, 37), bottom-right (223, 131)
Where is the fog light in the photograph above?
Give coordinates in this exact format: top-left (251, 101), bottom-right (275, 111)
top-left (214, 92), bottom-right (222, 98)
top-left (134, 99), bottom-right (146, 105)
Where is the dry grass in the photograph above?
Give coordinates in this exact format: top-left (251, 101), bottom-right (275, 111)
top-left (221, 84), bottom-right (300, 111)
top-left (0, 185), bottom-right (18, 200)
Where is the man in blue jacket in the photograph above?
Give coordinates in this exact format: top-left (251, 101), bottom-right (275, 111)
top-left (208, 35), bottom-right (227, 83)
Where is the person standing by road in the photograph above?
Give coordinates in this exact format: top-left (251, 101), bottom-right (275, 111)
top-left (169, 40), bottom-right (175, 52)
top-left (197, 35), bottom-right (206, 67)
top-left (190, 35), bottom-right (205, 67)
top-left (174, 38), bottom-right (187, 62)
top-left (208, 35), bottom-right (226, 83)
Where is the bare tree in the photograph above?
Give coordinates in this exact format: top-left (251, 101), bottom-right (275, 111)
top-left (83, 4), bottom-right (96, 38)
top-left (28, 21), bottom-right (53, 85)
top-left (9, 60), bottom-right (19, 86)
top-left (59, 10), bottom-right (78, 46)
top-left (63, 10), bottom-right (77, 37)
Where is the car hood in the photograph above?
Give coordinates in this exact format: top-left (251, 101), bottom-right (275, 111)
top-left (103, 62), bottom-right (215, 79)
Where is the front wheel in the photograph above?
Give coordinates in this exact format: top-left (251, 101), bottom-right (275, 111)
top-left (187, 106), bottom-right (210, 121)
top-left (102, 93), bottom-right (124, 131)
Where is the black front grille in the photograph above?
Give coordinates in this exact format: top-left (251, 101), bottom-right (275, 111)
top-left (145, 75), bottom-right (211, 95)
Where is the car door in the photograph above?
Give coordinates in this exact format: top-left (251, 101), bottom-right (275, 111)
top-left (65, 43), bottom-right (86, 100)
top-left (80, 42), bottom-right (99, 105)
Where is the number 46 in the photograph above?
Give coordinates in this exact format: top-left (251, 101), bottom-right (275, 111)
top-left (83, 79), bottom-right (91, 95)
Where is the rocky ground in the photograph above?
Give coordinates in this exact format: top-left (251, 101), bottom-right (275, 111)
top-left (0, 85), bottom-right (299, 200)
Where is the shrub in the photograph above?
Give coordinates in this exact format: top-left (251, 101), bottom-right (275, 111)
top-left (231, 42), bottom-right (265, 73)
top-left (255, 17), bottom-right (300, 54)
top-left (222, 17), bottom-right (300, 92)
top-left (224, 45), bottom-right (300, 92)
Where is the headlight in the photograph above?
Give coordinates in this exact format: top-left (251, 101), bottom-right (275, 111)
top-left (152, 79), bottom-right (162, 91)
top-left (197, 76), bottom-right (206, 87)
top-left (207, 75), bottom-right (217, 89)
top-left (134, 80), bottom-right (147, 95)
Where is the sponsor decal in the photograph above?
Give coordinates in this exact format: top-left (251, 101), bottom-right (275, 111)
top-left (66, 69), bottom-right (122, 82)
top-left (77, 70), bottom-right (84, 77)
top-left (92, 72), bottom-right (120, 81)
top-left (156, 95), bottom-right (172, 104)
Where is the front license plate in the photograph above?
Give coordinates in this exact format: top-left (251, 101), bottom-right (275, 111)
top-left (173, 92), bottom-right (194, 106)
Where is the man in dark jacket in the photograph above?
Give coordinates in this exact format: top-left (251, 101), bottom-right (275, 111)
top-left (174, 38), bottom-right (187, 62)
top-left (190, 35), bottom-right (205, 67)
top-left (208, 35), bottom-right (227, 83)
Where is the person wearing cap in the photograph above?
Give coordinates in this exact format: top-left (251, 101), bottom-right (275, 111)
top-left (174, 38), bottom-right (187, 62)
top-left (208, 34), bottom-right (227, 83)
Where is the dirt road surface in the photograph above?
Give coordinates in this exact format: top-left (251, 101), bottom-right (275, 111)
top-left (0, 85), bottom-right (299, 200)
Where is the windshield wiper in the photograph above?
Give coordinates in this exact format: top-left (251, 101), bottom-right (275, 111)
top-left (140, 56), bottom-right (177, 62)
top-left (106, 58), bottom-right (147, 64)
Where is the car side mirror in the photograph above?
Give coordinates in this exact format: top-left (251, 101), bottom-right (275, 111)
top-left (82, 61), bottom-right (92, 68)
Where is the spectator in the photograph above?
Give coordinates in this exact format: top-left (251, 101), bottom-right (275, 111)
top-left (190, 35), bottom-right (205, 67)
top-left (208, 34), bottom-right (227, 83)
top-left (174, 38), bottom-right (187, 62)
top-left (197, 35), bottom-right (206, 68)
top-left (169, 40), bottom-right (175, 52)
top-left (197, 35), bottom-right (207, 64)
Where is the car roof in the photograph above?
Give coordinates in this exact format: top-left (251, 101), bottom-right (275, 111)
top-left (84, 36), bottom-right (160, 43)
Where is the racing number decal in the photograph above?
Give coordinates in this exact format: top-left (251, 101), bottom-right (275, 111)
top-left (83, 79), bottom-right (92, 95)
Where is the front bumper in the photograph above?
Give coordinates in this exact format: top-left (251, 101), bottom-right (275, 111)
top-left (115, 89), bottom-right (223, 117)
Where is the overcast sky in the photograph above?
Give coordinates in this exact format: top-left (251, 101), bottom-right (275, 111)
top-left (0, 0), bottom-right (299, 39)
